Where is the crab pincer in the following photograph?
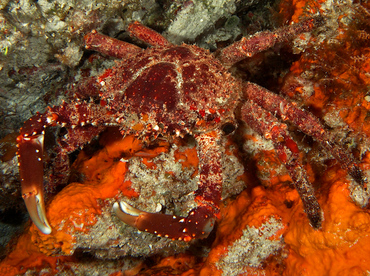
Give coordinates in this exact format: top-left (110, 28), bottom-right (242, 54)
top-left (114, 130), bottom-right (223, 241)
top-left (17, 114), bottom-right (51, 234)
top-left (113, 202), bottom-right (216, 241)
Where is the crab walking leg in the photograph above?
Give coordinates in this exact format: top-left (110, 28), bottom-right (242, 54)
top-left (217, 16), bottom-right (322, 67)
top-left (127, 21), bottom-right (172, 47)
top-left (114, 130), bottom-right (223, 241)
top-left (241, 100), bottom-right (323, 229)
top-left (17, 133), bottom-right (51, 234)
top-left (84, 30), bottom-right (142, 59)
top-left (84, 22), bottom-right (171, 60)
top-left (244, 82), bottom-right (367, 187)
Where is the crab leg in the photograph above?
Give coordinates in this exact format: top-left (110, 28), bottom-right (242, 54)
top-left (244, 81), bottom-right (367, 187)
top-left (241, 100), bottom-right (322, 228)
top-left (127, 21), bottom-right (171, 47)
top-left (217, 16), bottom-right (323, 67)
top-left (84, 30), bottom-right (142, 59)
top-left (84, 21), bottom-right (171, 60)
top-left (114, 130), bottom-right (222, 241)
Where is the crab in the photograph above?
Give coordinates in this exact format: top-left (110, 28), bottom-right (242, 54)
top-left (16, 17), bottom-right (367, 241)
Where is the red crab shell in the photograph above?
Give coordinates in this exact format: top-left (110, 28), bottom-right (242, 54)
top-left (96, 45), bottom-right (240, 136)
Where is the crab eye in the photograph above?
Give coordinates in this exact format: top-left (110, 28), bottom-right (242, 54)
top-left (221, 122), bottom-right (236, 135)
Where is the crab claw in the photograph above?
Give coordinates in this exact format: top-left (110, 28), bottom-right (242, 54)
top-left (17, 134), bottom-right (51, 235)
top-left (113, 201), bottom-right (216, 241)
